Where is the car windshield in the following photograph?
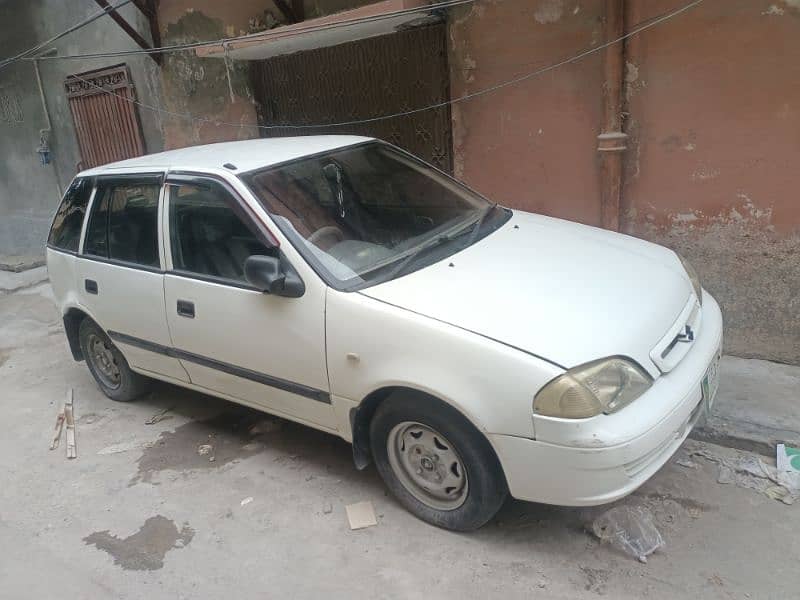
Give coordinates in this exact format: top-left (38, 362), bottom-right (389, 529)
top-left (241, 142), bottom-right (509, 290)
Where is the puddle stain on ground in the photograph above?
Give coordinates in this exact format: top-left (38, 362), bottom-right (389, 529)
top-left (130, 409), bottom-right (271, 486)
top-left (83, 515), bottom-right (194, 571)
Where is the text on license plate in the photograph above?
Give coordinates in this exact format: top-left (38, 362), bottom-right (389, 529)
top-left (702, 351), bottom-right (721, 408)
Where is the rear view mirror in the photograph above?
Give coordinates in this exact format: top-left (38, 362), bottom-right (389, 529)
top-left (244, 255), bottom-right (305, 298)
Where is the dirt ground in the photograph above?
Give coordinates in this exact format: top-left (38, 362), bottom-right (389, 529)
top-left (1, 283), bottom-right (798, 599)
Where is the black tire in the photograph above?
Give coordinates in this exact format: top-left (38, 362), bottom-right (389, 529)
top-left (78, 318), bottom-right (150, 402)
top-left (370, 392), bottom-right (508, 531)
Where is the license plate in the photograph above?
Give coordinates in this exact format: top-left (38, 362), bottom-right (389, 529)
top-left (702, 351), bottom-right (721, 409)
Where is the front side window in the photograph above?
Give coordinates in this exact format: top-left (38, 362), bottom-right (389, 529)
top-left (48, 177), bottom-right (92, 252)
top-left (241, 142), bottom-right (509, 290)
top-left (84, 179), bottom-right (160, 268)
top-left (168, 181), bottom-right (271, 283)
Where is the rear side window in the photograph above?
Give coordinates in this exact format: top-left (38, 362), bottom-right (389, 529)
top-left (48, 178), bottom-right (92, 252)
top-left (168, 182), bottom-right (271, 282)
top-left (84, 179), bottom-right (161, 268)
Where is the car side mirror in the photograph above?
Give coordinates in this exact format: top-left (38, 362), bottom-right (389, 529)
top-left (244, 255), bottom-right (305, 298)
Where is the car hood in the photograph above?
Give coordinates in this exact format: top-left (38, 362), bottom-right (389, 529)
top-left (359, 210), bottom-right (693, 376)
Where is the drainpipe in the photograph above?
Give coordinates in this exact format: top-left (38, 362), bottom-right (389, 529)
top-left (597, 0), bottom-right (626, 231)
top-left (33, 48), bottom-right (63, 197)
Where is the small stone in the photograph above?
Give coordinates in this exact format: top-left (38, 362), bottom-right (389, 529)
top-left (240, 497), bottom-right (253, 506)
top-left (323, 503), bottom-right (333, 514)
top-left (198, 444), bottom-right (213, 456)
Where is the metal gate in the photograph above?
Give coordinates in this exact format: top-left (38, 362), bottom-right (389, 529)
top-left (250, 24), bottom-right (453, 172)
top-left (65, 64), bottom-right (145, 170)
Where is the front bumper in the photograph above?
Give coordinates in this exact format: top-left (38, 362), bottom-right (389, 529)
top-left (491, 290), bottom-right (723, 506)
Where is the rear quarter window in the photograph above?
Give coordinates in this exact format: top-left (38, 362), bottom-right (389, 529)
top-left (47, 177), bottom-right (93, 252)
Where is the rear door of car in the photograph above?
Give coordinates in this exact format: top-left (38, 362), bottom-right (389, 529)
top-left (46, 177), bottom-right (93, 309)
top-left (161, 172), bottom-right (335, 430)
top-left (75, 173), bottom-right (189, 382)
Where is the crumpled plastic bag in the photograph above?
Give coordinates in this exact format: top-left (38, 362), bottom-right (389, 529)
top-left (591, 505), bottom-right (664, 563)
top-left (712, 452), bottom-right (800, 505)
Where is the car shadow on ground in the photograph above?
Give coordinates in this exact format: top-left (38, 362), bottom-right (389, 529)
top-left (133, 380), bottom-right (596, 546)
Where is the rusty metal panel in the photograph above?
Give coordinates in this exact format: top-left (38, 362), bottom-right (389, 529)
top-left (65, 64), bottom-right (145, 169)
top-left (250, 23), bottom-right (453, 172)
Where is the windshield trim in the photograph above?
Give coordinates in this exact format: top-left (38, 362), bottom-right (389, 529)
top-left (239, 141), bottom-right (508, 292)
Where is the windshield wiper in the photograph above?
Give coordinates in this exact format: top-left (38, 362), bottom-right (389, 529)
top-left (370, 205), bottom-right (497, 285)
top-left (373, 230), bottom-right (463, 284)
top-left (465, 203), bottom-right (497, 247)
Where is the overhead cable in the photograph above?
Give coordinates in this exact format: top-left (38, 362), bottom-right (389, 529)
top-left (64, 0), bottom-right (704, 132)
top-left (0, 0), bottom-right (134, 71)
top-left (26, 0), bottom-right (476, 62)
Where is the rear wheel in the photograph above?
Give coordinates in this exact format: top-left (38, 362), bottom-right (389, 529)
top-left (79, 319), bottom-right (150, 402)
top-left (370, 393), bottom-right (508, 531)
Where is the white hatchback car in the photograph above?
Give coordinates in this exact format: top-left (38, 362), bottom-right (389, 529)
top-left (46, 136), bottom-right (722, 530)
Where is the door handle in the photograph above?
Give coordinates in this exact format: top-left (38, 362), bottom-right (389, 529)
top-left (176, 300), bottom-right (195, 318)
top-left (85, 279), bottom-right (98, 295)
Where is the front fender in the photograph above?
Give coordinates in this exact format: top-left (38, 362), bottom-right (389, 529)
top-left (326, 289), bottom-right (564, 440)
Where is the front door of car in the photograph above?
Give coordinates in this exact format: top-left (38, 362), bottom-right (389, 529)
top-left (161, 174), bottom-right (335, 430)
top-left (75, 174), bottom-right (189, 382)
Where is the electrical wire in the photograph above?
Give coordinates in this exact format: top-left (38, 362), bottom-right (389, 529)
top-left (64, 0), bottom-right (703, 132)
top-left (0, 0), bottom-right (134, 71)
top-left (27, 0), bottom-right (476, 62)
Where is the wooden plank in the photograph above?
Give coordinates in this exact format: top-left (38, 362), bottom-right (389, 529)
top-left (144, 0), bottom-right (162, 65)
top-left (49, 404), bottom-right (66, 450)
top-left (64, 388), bottom-right (77, 459)
top-left (273, 0), bottom-right (299, 23)
top-left (291, 0), bottom-right (305, 22)
top-left (92, 0), bottom-right (161, 65)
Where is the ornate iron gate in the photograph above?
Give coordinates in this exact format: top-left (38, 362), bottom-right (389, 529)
top-left (251, 24), bottom-right (453, 172)
top-left (65, 64), bottom-right (145, 170)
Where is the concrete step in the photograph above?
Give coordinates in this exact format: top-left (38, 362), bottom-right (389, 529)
top-left (0, 266), bottom-right (48, 294)
top-left (691, 356), bottom-right (800, 456)
top-left (0, 254), bottom-right (45, 273)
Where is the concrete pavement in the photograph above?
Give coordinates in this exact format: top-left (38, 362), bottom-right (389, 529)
top-left (693, 356), bottom-right (800, 455)
top-left (1, 277), bottom-right (799, 599)
top-left (0, 254), bottom-right (45, 273)
top-left (0, 265), bottom-right (48, 294)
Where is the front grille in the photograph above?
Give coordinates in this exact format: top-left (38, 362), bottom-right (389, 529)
top-left (650, 297), bottom-right (702, 373)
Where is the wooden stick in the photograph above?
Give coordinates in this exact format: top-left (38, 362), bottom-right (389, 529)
top-left (64, 388), bottom-right (77, 459)
top-left (50, 405), bottom-right (66, 450)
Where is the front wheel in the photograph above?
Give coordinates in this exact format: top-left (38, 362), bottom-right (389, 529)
top-left (369, 393), bottom-right (508, 531)
top-left (79, 318), bottom-right (150, 402)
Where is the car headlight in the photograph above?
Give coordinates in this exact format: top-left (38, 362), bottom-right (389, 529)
top-left (677, 253), bottom-right (703, 305)
top-left (533, 357), bottom-right (653, 419)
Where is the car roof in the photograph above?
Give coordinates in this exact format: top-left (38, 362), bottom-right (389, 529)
top-left (77, 135), bottom-right (373, 177)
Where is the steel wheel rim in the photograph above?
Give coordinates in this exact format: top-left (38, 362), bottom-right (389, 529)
top-left (386, 421), bottom-right (468, 511)
top-left (88, 333), bottom-right (121, 390)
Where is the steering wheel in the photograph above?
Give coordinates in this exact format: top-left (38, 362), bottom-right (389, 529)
top-left (308, 225), bottom-right (346, 250)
